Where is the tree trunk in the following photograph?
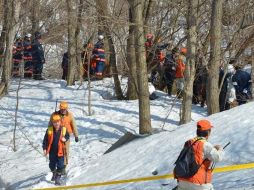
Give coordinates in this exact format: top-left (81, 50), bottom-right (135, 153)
top-left (207, 0), bottom-right (223, 115)
top-left (127, 6), bottom-right (138, 100)
top-left (95, 0), bottom-right (124, 100)
top-left (143, 0), bottom-right (155, 35)
top-left (66, 0), bottom-right (77, 86)
top-left (131, 0), bottom-right (152, 134)
top-left (76, 0), bottom-right (84, 83)
top-left (180, 0), bottom-right (198, 124)
top-left (0, 0), bottom-right (21, 96)
top-left (31, 0), bottom-right (40, 35)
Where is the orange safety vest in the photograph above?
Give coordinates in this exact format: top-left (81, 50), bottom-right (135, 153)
top-left (178, 138), bottom-right (212, 184)
top-left (60, 113), bottom-right (74, 134)
top-left (175, 58), bottom-right (185, 78)
top-left (46, 126), bottom-right (66, 157)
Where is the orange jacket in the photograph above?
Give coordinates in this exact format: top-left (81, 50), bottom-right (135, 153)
top-left (46, 127), bottom-right (66, 157)
top-left (175, 58), bottom-right (185, 78)
top-left (178, 139), bottom-right (212, 184)
top-left (49, 111), bottom-right (78, 137)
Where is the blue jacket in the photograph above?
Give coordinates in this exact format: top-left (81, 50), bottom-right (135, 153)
top-left (232, 70), bottom-right (251, 94)
top-left (92, 40), bottom-right (105, 62)
top-left (23, 40), bottom-right (33, 60)
top-left (32, 39), bottom-right (45, 63)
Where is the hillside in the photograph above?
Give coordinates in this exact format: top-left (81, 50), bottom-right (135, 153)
top-left (0, 79), bottom-right (253, 190)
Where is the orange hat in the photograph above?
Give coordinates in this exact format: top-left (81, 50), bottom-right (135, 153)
top-left (59, 101), bottom-right (68, 109)
top-left (180, 47), bottom-right (187, 55)
top-left (197, 119), bottom-right (213, 131)
top-left (52, 114), bottom-right (61, 122)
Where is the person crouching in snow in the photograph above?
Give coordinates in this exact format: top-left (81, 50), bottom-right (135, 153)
top-left (43, 114), bottom-right (69, 185)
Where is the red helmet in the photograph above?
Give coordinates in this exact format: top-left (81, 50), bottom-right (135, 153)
top-left (146, 34), bottom-right (154, 40)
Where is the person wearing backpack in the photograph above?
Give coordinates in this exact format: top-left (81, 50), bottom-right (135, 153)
top-left (174, 119), bottom-right (224, 190)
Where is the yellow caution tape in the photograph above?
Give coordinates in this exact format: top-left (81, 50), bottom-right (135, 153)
top-left (34, 162), bottom-right (254, 190)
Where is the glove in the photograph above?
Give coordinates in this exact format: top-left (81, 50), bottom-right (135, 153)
top-left (75, 137), bottom-right (79, 142)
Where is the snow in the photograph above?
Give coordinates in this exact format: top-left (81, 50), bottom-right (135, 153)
top-left (0, 78), bottom-right (253, 190)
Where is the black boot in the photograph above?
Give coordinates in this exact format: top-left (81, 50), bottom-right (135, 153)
top-left (55, 173), bottom-right (61, 185)
top-left (51, 171), bottom-right (56, 181)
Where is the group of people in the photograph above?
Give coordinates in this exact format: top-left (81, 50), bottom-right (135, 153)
top-left (12, 31), bottom-right (45, 80)
top-left (42, 101), bottom-right (79, 185)
top-left (145, 34), bottom-right (252, 110)
top-left (61, 35), bottom-right (106, 80)
top-left (145, 34), bottom-right (187, 98)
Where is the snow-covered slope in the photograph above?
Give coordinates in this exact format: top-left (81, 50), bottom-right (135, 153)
top-left (0, 78), bottom-right (253, 190)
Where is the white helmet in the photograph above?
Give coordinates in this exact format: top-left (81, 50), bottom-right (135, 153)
top-left (98, 35), bottom-right (104, 40)
top-left (227, 64), bottom-right (235, 74)
top-left (25, 33), bottom-right (32, 38)
top-left (16, 33), bottom-right (21, 39)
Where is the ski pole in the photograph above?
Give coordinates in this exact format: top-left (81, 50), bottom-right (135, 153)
top-left (211, 141), bottom-right (230, 171)
top-left (55, 99), bottom-right (58, 113)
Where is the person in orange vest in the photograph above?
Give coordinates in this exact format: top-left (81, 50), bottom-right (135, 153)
top-left (175, 48), bottom-right (186, 98)
top-left (177, 119), bottom-right (224, 190)
top-left (43, 114), bottom-right (69, 185)
top-left (12, 34), bottom-right (23, 77)
top-left (48, 101), bottom-right (79, 173)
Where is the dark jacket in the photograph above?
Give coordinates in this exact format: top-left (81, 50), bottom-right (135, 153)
top-left (32, 39), bottom-right (45, 63)
top-left (23, 40), bottom-right (33, 60)
top-left (232, 70), bottom-right (251, 94)
top-left (92, 40), bottom-right (105, 63)
top-left (43, 127), bottom-right (69, 155)
top-left (61, 52), bottom-right (68, 69)
top-left (13, 40), bottom-right (23, 61)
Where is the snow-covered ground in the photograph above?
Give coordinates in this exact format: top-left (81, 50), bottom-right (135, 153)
top-left (0, 78), bottom-right (253, 190)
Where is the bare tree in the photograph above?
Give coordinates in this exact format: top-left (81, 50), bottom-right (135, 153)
top-left (130, 0), bottom-right (152, 134)
top-left (127, 4), bottom-right (138, 100)
top-left (66, 0), bottom-right (77, 85)
top-left (0, 0), bottom-right (21, 95)
top-left (180, 0), bottom-right (198, 124)
top-left (207, 0), bottom-right (224, 115)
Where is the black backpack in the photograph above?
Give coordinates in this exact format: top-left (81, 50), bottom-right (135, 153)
top-left (174, 139), bottom-right (202, 178)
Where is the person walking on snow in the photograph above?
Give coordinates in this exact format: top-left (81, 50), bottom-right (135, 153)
top-left (43, 114), bottom-right (69, 185)
top-left (48, 101), bottom-right (79, 173)
top-left (176, 119), bottom-right (224, 190)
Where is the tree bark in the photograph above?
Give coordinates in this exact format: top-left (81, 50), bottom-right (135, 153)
top-left (131, 0), bottom-right (152, 134)
top-left (127, 6), bottom-right (138, 100)
top-left (31, 0), bottom-right (40, 35)
top-left (207, 0), bottom-right (223, 115)
top-left (143, 0), bottom-right (155, 35)
top-left (180, 0), bottom-right (198, 124)
top-left (76, 0), bottom-right (84, 83)
top-left (0, 0), bottom-right (21, 96)
top-left (66, 0), bottom-right (77, 86)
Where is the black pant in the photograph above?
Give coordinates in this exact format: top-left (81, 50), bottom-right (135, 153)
top-left (33, 61), bottom-right (43, 78)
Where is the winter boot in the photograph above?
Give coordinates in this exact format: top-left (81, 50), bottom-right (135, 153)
top-left (54, 173), bottom-right (62, 185)
top-left (51, 171), bottom-right (56, 181)
top-left (62, 166), bottom-right (67, 175)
